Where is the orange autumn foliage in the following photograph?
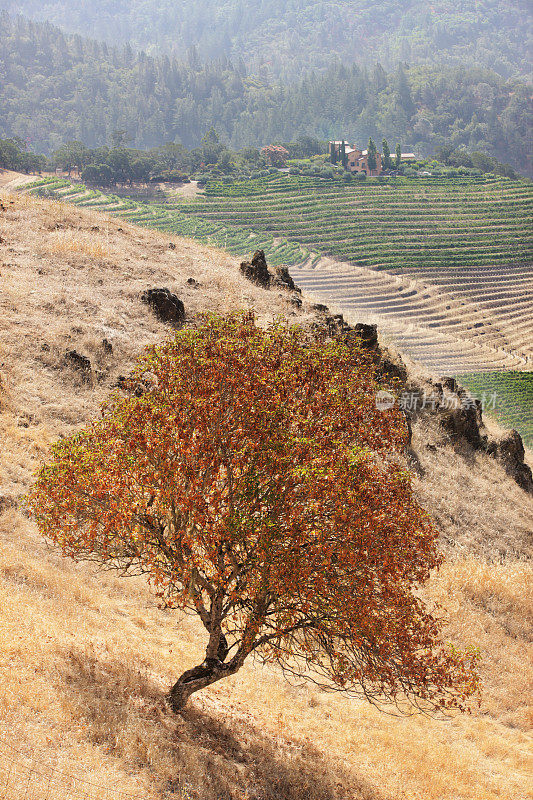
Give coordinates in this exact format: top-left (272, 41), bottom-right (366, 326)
top-left (27, 314), bottom-right (479, 711)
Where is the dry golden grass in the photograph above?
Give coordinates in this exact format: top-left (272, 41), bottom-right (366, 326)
top-left (1, 189), bottom-right (532, 799)
top-left (46, 229), bottom-right (111, 260)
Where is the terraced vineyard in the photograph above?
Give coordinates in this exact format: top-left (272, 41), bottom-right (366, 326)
top-left (23, 174), bottom-right (533, 446)
top-left (456, 372), bottom-right (533, 449)
top-left (25, 177), bottom-right (315, 270)
top-left (173, 173), bottom-right (533, 373)
top-left (194, 173), bottom-right (532, 274)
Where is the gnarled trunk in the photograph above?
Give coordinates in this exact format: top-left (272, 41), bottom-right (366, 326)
top-left (167, 656), bottom-right (239, 712)
top-left (167, 632), bottom-right (241, 712)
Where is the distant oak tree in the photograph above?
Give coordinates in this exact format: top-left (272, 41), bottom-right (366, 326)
top-left (28, 315), bottom-right (479, 712)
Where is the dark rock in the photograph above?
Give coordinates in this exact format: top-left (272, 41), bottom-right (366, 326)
top-left (240, 251), bottom-right (301, 292)
top-left (272, 265), bottom-right (299, 292)
top-left (141, 288), bottom-right (185, 325)
top-left (376, 352), bottom-right (408, 383)
top-left (0, 496), bottom-right (17, 514)
top-left (240, 250), bottom-right (271, 287)
top-left (485, 430), bottom-right (533, 494)
top-left (438, 396), bottom-right (483, 448)
top-left (91, 226), bottom-right (99, 232)
top-left (102, 338), bottom-right (113, 354)
top-left (65, 350), bottom-right (91, 372)
top-left (169, 242), bottom-right (176, 250)
top-left (441, 377), bottom-right (458, 394)
top-left (312, 303), bottom-right (329, 313)
top-left (325, 313), bottom-right (350, 337)
top-left (290, 294), bottom-right (302, 308)
top-left (350, 323), bottom-right (378, 350)
top-left (187, 277), bottom-right (200, 288)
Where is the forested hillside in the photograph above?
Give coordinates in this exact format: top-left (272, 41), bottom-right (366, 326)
top-left (1, 14), bottom-right (531, 173)
top-left (2, 0), bottom-right (531, 80)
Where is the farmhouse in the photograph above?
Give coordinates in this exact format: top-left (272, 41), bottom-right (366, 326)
top-left (329, 141), bottom-right (415, 175)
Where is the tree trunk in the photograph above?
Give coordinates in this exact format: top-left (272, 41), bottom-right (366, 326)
top-left (167, 656), bottom-right (240, 712)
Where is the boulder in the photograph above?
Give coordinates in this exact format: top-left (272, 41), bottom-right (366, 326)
top-left (438, 397), bottom-right (484, 449)
top-left (240, 251), bottom-right (301, 293)
top-left (65, 350), bottom-right (91, 372)
top-left (141, 288), bottom-right (185, 325)
top-left (350, 323), bottom-right (378, 350)
top-left (440, 377), bottom-right (458, 394)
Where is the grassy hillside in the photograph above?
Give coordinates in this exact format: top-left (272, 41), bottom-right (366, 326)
top-left (1, 187), bottom-right (532, 799)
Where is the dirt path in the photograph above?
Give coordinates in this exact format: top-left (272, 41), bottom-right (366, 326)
top-left (165, 180), bottom-right (203, 199)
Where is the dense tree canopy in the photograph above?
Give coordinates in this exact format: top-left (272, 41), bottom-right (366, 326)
top-left (3, 0), bottom-right (531, 81)
top-left (0, 136), bottom-right (46, 172)
top-left (28, 314), bottom-right (479, 712)
top-left (1, 14), bottom-right (530, 173)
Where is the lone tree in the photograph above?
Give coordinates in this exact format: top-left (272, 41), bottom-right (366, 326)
top-left (28, 315), bottom-right (478, 712)
top-left (261, 144), bottom-right (289, 167)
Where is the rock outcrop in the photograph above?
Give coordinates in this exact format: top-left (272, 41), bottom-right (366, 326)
top-left (413, 377), bottom-right (533, 494)
top-left (141, 288), bottom-right (185, 325)
top-left (271, 265), bottom-right (298, 291)
top-left (237, 255), bottom-right (532, 495)
top-left (240, 251), bottom-right (302, 295)
top-left (65, 349), bottom-right (91, 373)
top-left (240, 250), bottom-right (271, 288)
top-left (486, 430), bottom-right (533, 493)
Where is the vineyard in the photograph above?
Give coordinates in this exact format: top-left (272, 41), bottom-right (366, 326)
top-left (456, 372), bottom-right (533, 449)
top-left (25, 177), bottom-right (315, 270)
top-left (193, 173), bottom-right (533, 275)
top-left (24, 173), bottom-right (533, 448)
top-left (175, 172), bottom-right (533, 375)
